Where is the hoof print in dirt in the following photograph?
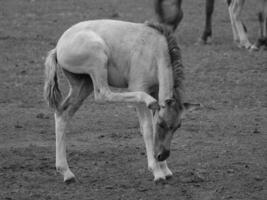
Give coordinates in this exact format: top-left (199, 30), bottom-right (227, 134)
top-left (14, 124), bottom-right (23, 129)
top-left (180, 171), bottom-right (205, 184)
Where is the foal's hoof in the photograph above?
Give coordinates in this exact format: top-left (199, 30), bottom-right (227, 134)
top-left (249, 45), bottom-right (260, 52)
top-left (154, 177), bottom-right (166, 185)
top-left (166, 174), bottom-right (173, 180)
top-left (237, 42), bottom-right (252, 50)
top-left (64, 176), bottom-right (76, 184)
top-left (63, 170), bottom-right (76, 184)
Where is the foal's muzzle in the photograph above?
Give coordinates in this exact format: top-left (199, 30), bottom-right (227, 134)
top-left (156, 149), bottom-right (170, 161)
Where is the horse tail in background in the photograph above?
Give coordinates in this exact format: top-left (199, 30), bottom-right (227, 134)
top-left (44, 48), bottom-right (62, 111)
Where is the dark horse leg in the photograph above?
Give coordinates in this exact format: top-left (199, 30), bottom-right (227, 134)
top-left (200, 0), bottom-right (215, 43)
top-left (251, 0), bottom-right (267, 50)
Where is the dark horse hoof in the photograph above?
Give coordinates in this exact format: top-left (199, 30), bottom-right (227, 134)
top-left (154, 177), bottom-right (167, 185)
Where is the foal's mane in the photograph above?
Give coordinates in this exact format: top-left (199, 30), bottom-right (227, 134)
top-left (145, 21), bottom-right (184, 103)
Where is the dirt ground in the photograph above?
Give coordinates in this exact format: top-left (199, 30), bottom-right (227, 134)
top-left (0, 0), bottom-right (266, 199)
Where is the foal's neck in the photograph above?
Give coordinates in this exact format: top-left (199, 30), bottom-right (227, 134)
top-left (157, 61), bottom-right (174, 105)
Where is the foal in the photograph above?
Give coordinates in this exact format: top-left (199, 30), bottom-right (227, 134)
top-left (44, 20), bottom-right (199, 183)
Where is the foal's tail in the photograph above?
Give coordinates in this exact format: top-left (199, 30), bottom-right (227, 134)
top-left (44, 48), bottom-right (62, 111)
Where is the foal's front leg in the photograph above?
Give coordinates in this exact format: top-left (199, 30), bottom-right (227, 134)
top-left (159, 161), bottom-right (173, 179)
top-left (136, 104), bottom-right (172, 182)
top-left (89, 57), bottom-right (158, 109)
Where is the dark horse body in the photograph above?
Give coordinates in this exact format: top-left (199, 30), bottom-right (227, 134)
top-left (155, 0), bottom-right (215, 43)
top-left (155, 0), bottom-right (267, 50)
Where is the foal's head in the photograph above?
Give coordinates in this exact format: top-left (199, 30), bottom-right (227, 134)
top-left (145, 21), bottom-right (200, 161)
top-left (153, 96), bottom-right (200, 161)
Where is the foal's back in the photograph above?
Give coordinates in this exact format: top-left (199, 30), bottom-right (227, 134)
top-left (56, 20), bottom-right (167, 88)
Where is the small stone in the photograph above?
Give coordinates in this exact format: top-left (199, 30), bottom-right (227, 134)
top-left (138, 187), bottom-right (148, 192)
top-left (105, 185), bottom-right (114, 189)
top-left (20, 70), bottom-right (27, 74)
top-left (111, 12), bottom-right (121, 18)
top-left (253, 128), bottom-right (261, 134)
top-left (14, 124), bottom-right (23, 129)
top-left (254, 176), bottom-right (264, 181)
top-left (36, 113), bottom-right (49, 119)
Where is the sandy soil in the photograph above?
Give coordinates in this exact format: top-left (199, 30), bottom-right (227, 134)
top-left (0, 0), bottom-right (266, 199)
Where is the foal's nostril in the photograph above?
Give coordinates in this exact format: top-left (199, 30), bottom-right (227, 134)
top-left (157, 150), bottom-right (170, 161)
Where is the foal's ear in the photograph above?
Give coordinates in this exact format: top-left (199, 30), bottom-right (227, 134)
top-left (183, 103), bottom-right (202, 112)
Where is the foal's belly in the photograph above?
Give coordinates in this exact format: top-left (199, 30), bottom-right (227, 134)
top-left (107, 64), bottom-right (128, 88)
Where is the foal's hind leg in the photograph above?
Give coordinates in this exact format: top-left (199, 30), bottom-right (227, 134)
top-left (55, 71), bottom-right (93, 182)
